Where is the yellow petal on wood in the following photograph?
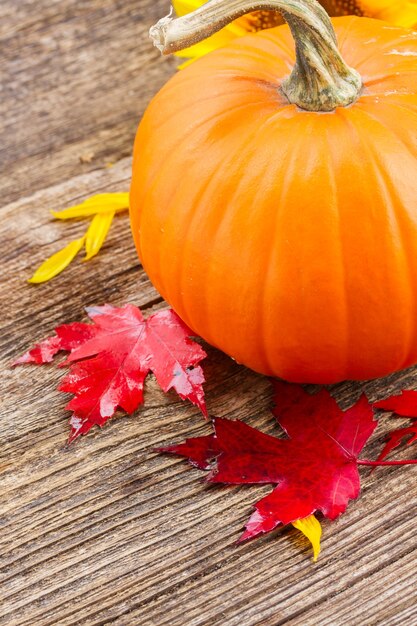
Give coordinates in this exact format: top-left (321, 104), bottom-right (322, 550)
top-left (82, 193), bottom-right (129, 206)
top-left (28, 237), bottom-right (85, 284)
top-left (292, 515), bottom-right (322, 562)
top-left (52, 193), bottom-right (129, 220)
top-left (84, 211), bottom-right (115, 261)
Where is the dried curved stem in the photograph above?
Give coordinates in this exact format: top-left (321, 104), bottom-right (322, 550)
top-left (150, 0), bottom-right (362, 112)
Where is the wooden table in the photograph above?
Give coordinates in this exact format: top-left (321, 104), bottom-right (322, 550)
top-left (1, 2), bottom-right (416, 624)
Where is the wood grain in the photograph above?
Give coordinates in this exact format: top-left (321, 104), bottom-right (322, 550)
top-left (0, 2), bottom-right (416, 625)
top-left (0, 0), bottom-right (174, 205)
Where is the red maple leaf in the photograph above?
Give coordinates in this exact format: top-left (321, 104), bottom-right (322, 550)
top-left (159, 382), bottom-right (377, 541)
top-left (374, 391), bottom-right (417, 461)
top-left (15, 304), bottom-right (207, 441)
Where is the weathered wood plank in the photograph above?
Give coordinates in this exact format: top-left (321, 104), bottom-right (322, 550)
top-left (1, 1), bottom-right (416, 625)
top-left (1, 157), bottom-right (416, 626)
top-left (0, 0), bottom-right (175, 205)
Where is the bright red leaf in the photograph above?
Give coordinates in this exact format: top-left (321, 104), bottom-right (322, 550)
top-left (374, 391), bottom-right (417, 461)
top-left (160, 382), bottom-right (377, 542)
top-left (15, 304), bottom-right (207, 441)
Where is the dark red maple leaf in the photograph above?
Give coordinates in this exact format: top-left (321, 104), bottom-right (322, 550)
top-left (15, 304), bottom-right (207, 441)
top-left (159, 382), bottom-right (377, 541)
top-left (374, 391), bottom-right (417, 461)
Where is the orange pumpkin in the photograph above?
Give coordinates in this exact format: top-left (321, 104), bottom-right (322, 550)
top-left (130, 0), bottom-right (417, 384)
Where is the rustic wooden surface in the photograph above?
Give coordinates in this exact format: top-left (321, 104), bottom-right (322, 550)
top-left (1, 2), bottom-right (416, 624)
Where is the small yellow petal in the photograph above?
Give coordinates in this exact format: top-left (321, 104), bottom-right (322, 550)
top-left (172, 0), bottom-right (249, 35)
top-left (172, 0), bottom-right (203, 18)
top-left (29, 237), bottom-right (85, 284)
top-left (83, 193), bottom-right (129, 207)
top-left (52, 193), bottom-right (129, 220)
top-left (84, 211), bottom-right (115, 260)
top-left (173, 0), bottom-right (250, 66)
top-left (292, 515), bottom-right (322, 562)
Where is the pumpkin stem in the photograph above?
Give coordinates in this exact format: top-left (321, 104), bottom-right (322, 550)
top-left (149, 0), bottom-right (362, 112)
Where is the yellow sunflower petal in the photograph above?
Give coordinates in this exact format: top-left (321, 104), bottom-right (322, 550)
top-left (172, 0), bottom-right (250, 65)
top-left (29, 237), bottom-right (85, 284)
top-left (84, 211), bottom-right (115, 260)
top-left (172, 0), bottom-right (202, 17)
top-left (360, 0), bottom-right (417, 28)
top-left (292, 515), bottom-right (322, 562)
top-left (52, 193), bottom-right (129, 220)
top-left (172, 0), bottom-right (249, 34)
top-left (82, 193), bottom-right (129, 206)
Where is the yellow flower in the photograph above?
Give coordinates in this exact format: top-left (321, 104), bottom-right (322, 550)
top-left (172, 0), bottom-right (417, 68)
top-left (29, 194), bottom-right (129, 283)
